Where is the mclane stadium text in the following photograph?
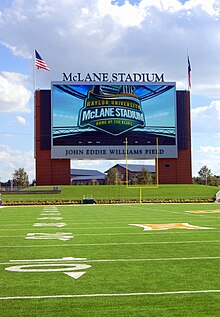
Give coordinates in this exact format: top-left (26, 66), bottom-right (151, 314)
top-left (62, 72), bottom-right (164, 82)
top-left (81, 107), bottom-right (144, 122)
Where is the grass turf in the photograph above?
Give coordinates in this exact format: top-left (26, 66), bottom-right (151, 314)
top-left (0, 203), bottom-right (219, 316)
top-left (2, 184), bottom-right (219, 204)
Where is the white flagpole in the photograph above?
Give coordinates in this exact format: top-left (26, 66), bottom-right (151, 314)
top-left (33, 47), bottom-right (36, 160)
top-left (33, 48), bottom-right (37, 92)
top-left (187, 48), bottom-right (191, 91)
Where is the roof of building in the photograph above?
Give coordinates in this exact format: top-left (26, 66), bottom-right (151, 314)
top-left (105, 164), bottom-right (155, 173)
top-left (71, 169), bottom-right (106, 177)
top-left (71, 175), bottom-right (106, 181)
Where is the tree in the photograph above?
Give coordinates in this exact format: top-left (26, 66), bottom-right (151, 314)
top-left (12, 168), bottom-right (29, 187)
top-left (209, 175), bottom-right (220, 186)
top-left (137, 168), bottom-right (152, 185)
top-left (198, 165), bottom-right (212, 185)
top-left (106, 167), bottom-right (122, 185)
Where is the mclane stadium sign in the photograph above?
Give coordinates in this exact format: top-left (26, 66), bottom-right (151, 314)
top-left (78, 85), bottom-right (145, 135)
top-left (62, 72), bottom-right (165, 83)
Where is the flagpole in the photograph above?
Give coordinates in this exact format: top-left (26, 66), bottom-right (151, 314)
top-left (33, 49), bottom-right (50, 92)
top-left (187, 48), bottom-right (191, 91)
top-left (33, 48), bottom-right (37, 92)
top-left (187, 48), bottom-right (189, 91)
top-left (33, 47), bottom-right (36, 160)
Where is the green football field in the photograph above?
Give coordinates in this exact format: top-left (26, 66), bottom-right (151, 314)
top-left (0, 203), bottom-right (219, 316)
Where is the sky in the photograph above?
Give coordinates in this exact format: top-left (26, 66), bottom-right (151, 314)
top-left (0, 0), bottom-right (220, 182)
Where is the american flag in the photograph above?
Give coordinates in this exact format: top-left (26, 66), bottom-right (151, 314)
top-left (188, 55), bottom-right (191, 89)
top-left (35, 50), bottom-right (50, 71)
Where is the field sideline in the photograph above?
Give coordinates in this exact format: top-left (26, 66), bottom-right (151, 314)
top-left (1, 184), bottom-right (219, 205)
top-left (0, 203), bottom-right (219, 316)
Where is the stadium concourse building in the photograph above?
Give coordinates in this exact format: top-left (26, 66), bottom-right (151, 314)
top-left (35, 81), bottom-right (192, 185)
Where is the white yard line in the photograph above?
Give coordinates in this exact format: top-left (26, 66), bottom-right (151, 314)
top-left (0, 225), bottom-right (219, 232)
top-left (0, 226), bottom-right (130, 231)
top-left (0, 230), bottom-right (219, 238)
top-left (123, 205), bottom-right (220, 218)
top-left (72, 256), bottom-right (220, 263)
top-left (0, 224), bottom-right (32, 227)
top-left (0, 240), bottom-right (220, 248)
top-left (122, 205), bottom-right (182, 215)
top-left (0, 256), bottom-right (220, 266)
top-left (0, 236), bottom-right (24, 238)
top-left (0, 289), bottom-right (220, 301)
top-left (72, 231), bottom-right (220, 236)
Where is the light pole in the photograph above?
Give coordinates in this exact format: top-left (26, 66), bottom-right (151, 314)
top-left (11, 175), bottom-right (13, 191)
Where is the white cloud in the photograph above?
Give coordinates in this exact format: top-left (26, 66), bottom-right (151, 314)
top-left (191, 100), bottom-right (220, 135)
top-left (184, 0), bottom-right (220, 16)
top-left (0, 3), bottom-right (28, 24)
top-left (16, 115), bottom-right (27, 125)
top-left (97, 0), bottom-right (146, 27)
top-left (195, 148), bottom-right (220, 176)
top-left (0, 0), bottom-right (219, 96)
top-left (0, 144), bottom-right (35, 182)
top-left (192, 105), bottom-right (210, 115)
top-left (0, 72), bottom-right (32, 113)
top-left (192, 158), bottom-right (220, 176)
top-left (200, 145), bottom-right (220, 153)
top-left (0, 41), bottom-right (32, 59)
top-left (191, 99), bottom-right (220, 175)
top-left (0, 150), bottom-right (10, 160)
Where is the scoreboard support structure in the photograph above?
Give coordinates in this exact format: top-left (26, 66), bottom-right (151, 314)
top-left (35, 89), bottom-right (192, 185)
